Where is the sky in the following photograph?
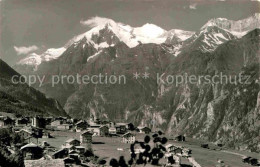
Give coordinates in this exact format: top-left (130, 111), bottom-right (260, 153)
top-left (0, 0), bottom-right (259, 65)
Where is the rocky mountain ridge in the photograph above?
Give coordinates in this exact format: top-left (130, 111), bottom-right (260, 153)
top-left (13, 14), bottom-right (260, 152)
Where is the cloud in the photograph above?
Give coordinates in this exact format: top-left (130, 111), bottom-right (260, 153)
top-left (14, 45), bottom-right (39, 55)
top-left (251, 0), bottom-right (260, 1)
top-left (189, 3), bottom-right (197, 10)
top-left (80, 16), bottom-right (116, 28)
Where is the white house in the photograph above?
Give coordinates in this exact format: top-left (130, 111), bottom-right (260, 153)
top-left (122, 132), bottom-right (135, 144)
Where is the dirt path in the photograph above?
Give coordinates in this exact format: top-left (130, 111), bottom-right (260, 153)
top-left (221, 150), bottom-right (246, 157)
top-left (188, 157), bottom-right (202, 167)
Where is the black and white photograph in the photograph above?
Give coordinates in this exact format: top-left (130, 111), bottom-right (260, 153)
top-left (0, 0), bottom-right (259, 166)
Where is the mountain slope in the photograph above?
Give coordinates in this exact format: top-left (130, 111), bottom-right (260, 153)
top-left (159, 29), bottom-right (260, 152)
top-left (0, 59), bottom-right (67, 117)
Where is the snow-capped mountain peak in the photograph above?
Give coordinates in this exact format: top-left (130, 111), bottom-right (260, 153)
top-left (165, 29), bottom-right (195, 44)
top-left (41, 47), bottom-right (66, 61)
top-left (16, 14), bottom-right (260, 70)
top-left (133, 23), bottom-right (166, 38)
top-left (201, 13), bottom-right (260, 37)
top-left (66, 21), bottom-right (168, 49)
top-left (17, 53), bottom-right (42, 70)
top-left (17, 47), bottom-right (66, 70)
top-left (190, 25), bottom-right (236, 52)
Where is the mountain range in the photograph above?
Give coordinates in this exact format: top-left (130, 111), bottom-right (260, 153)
top-left (13, 14), bottom-right (260, 152)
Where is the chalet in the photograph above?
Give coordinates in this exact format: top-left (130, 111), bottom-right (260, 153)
top-left (44, 117), bottom-right (53, 125)
top-left (201, 144), bottom-right (209, 149)
top-left (75, 146), bottom-right (86, 154)
top-left (20, 143), bottom-right (43, 160)
top-left (249, 158), bottom-right (259, 166)
top-left (51, 120), bottom-right (63, 127)
top-left (87, 125), bottom-right (109, 136)
top-left (18, 129), bottom-right (34, 139)
top-left (0, 116), bottom-right (15, 127)
top-left (17, 128), bottom-right (40, 143)
top-left (25, 136), bottom-right (38, 144)
top-left (52, 148), bottom-right (69, 159)
top-left (99, 125), bottom-right (109, 136)
top-left (31, 117), bottom-right (45, 128)
top-left (69, 149), bottom-right (78, 154)
top-left (115, 123), bottom-right (127, 134)
top-left (127, 123), bottom-right (135, 130)
top-left (138, 126), bottom-right (151, 134)
top-left (80, 131), bottom-right (93, 144)
top-left (33, 127), bottom-right (43, 138)
top-left (0, 119), bottom-right (4, 127)
top-left (63, 157), bottom-right (76, 165)
top-left (175, 135), bottom-right (185, 142)
top-left (94, 118), bottom-right (102, 124)
top-left (16, 117), bottom-right (29, 126)
top-left (70, 118), bottom-right (79, 124)
top-left (109, 127), bottom-right (117, 135)
top-left (88, 125), bottom-right (101, 136)
top-left (217, 143), bottom-right (223, 147)
top-left (122, 132), bottom-right (135, 143)
top-left (134, 148), bottom-right (145, 154)
top-left (75, 121), bottom-right (89, 132)
top-left (24, 126), bottom-right (42, 138)
top-left (68, 154), bottom-right (81, 164)
top-left (107, 121), bottom-right (115, 128)
top-left (57, 124), bottom-right (72, 130)
top-left (182, 148), bottom-right (192, 157)
top-left (165, 144), bottom-right (177, 152)
top-left (42, 131), bottom-right (51, 138)
top-left (173, 147), bottom-right (183, 156)
top-left (63, 139), bottom-right (80, 148)
top-left (55, 117), bottom-right (68, 121)
top-left (172, 155), bottom-right (181, 165)
top-left (12, 126), bottom-right (23, 133)
top-left (132, 143), bottom-right (145, 154)
top-left (41, 141), bottom-right (50, 147)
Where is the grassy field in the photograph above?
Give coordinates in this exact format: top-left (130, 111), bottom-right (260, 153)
top-left (38, 131), bottom-right (259, 167)
top-left (167, 137), bottom-right (260, 167)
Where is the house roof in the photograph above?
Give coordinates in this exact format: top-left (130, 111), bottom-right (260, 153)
top-left (51, 120), bottom-right (61, 123)
top-left (100, 125), bottom-right (108, 129)
top-left (21, 143), bottom-right (42, 150)
top-left (76, 120), bottom-right (86, 125)
top-left (24, 159), bottom-right (64, 167)
top-left (81, 131), bottom-right (93, 135)
top-left (142, 127), bottom-right (151, 130)
top-left (52, 149), bottom-right (67, 156)
top-left (65, 138), bottom-right (80, 143)
top-left (19, 129), bottom-right (32, 134)
top-left (90, 124), bottom-right (101, 128)
top-left (75, 146), bottom-right (85, 149)
top-left (122, 132), bottom-right (134, 137)
top-left (117, 123), bottom-right (127, 126)
top-left (137, 126), bottom-right (151, 130)
top-left (165, 144), bottom-right (174, 149)
top-left (63, 157), bottom-right (75, 161)
top-left (69, 150), bottom-right (78, 154)
top-left (58, 124), bottom-right (71, 126)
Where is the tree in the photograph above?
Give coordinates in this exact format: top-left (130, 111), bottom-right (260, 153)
top-left (110, 133), bottom-right (169, 166)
